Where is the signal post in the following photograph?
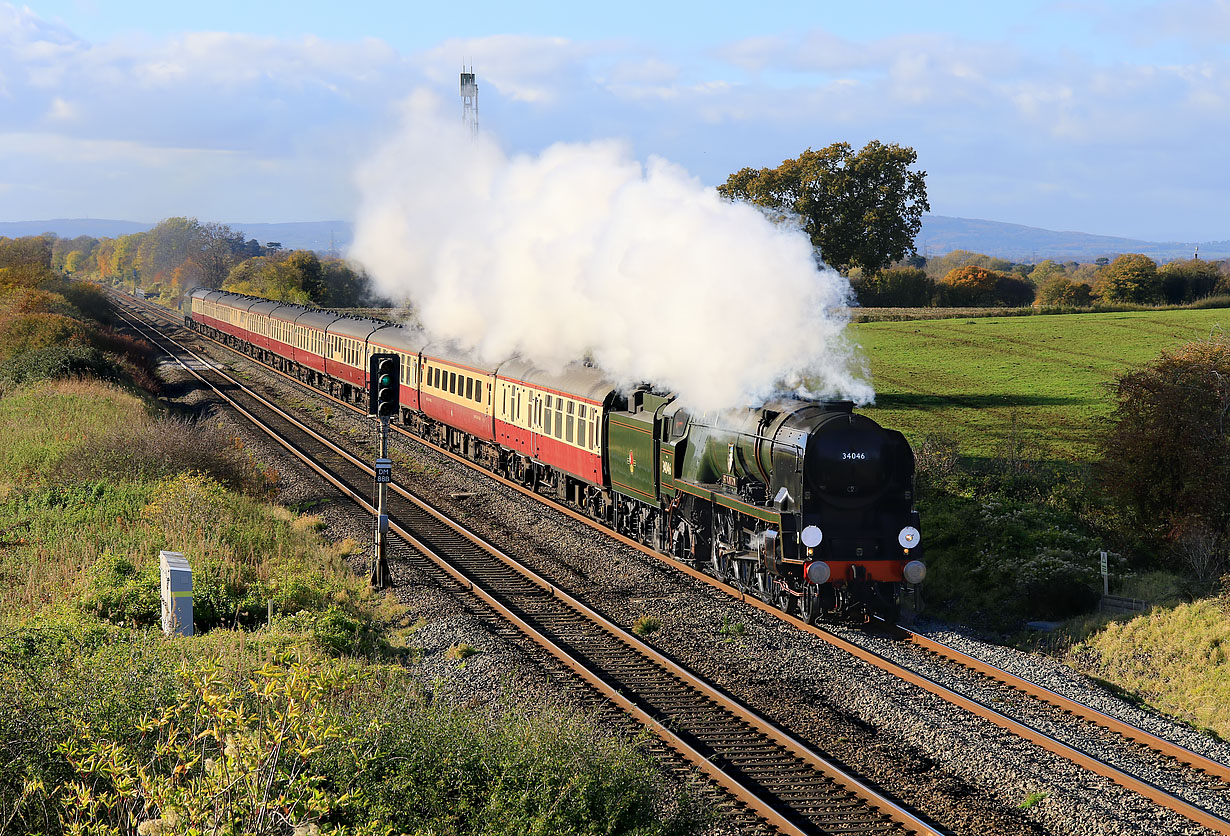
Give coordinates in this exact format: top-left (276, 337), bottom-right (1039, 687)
top-left (368, 353), bottom-right (400, 588)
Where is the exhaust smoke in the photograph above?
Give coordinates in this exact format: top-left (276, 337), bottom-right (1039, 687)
top-left (350, 90), bottom-right (872, 411)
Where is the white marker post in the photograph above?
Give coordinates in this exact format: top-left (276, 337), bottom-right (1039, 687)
top-left (1100, 550), bottom-right (1109, 597)
top-left (160, 551), bottom-right (193, 636)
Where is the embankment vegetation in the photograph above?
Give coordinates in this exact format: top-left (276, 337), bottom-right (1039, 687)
top-left (0, 236), bottom-right (702, 835)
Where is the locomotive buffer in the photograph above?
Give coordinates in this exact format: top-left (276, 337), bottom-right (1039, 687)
top-left (368, 353), bottom-right (400, 588)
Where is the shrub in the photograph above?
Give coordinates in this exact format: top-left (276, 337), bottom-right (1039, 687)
top-left (0, 311), bottom-right (90, 363)
top-left (83, 551), bottom-right (161, 626)
top-left (1100, 334), bottom-right (1230, 548)
top-left (0, 342), bottom-right (116, 389)
top-left (53, 658), bottom-right (372, 836)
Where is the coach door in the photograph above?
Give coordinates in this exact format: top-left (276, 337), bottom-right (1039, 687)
top-left (528, 392), bottom-right (542, 460)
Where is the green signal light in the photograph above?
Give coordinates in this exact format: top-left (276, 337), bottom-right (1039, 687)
top-left (379, 374), bottom-right (393, 387)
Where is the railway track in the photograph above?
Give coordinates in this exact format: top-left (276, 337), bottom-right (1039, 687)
top-left (110, 296), bottom-right (943, 836)
top-left (118, 292), bottom-right (1230, 834)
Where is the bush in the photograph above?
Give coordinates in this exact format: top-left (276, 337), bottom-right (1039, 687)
top-left (0, 342), bottom-right (117, 389)
top-left (1100, 334), bottom-right (1230, 549)
top-left (83, 551), bottom-right (161, 626)
top-left (0, 311), bottom-right (90, 363)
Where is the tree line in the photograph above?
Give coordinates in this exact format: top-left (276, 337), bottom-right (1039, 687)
top-left (719, 143), bottom-right (1230, 309)
top-left (43, 217), bottom-right (377, 309)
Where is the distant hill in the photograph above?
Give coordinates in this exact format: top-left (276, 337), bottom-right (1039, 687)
top-left (5, 215), bottom-right (1228, 263)
top-left (917, 215), bottom-right (1230, 262)
top-left (0, 219), bottom-right (152, 239)
top-left (0, 219), bottom-right (354, 254)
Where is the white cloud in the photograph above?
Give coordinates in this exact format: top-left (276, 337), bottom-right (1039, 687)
top-left (415, 35), bottom-right (596, 104)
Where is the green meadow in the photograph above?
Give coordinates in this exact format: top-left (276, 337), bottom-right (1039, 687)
top-left (854, 308), bottom-right (1230, 460)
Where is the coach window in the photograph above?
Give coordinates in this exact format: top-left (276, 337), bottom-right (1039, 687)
top-left (566, 401), bottom-right (575, 443)
top-left (544, 396), bottom-right (553, 435)
top-left (577, 406), bottom-right (587, 448)
top-left (446, 372), bottom-right (454, 394)
top-left (555, 401), bottom-right (564, 439)
top-left (465, 377), bottom-right (473, 400)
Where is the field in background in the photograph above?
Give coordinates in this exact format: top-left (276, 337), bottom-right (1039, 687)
top-left (855, 308), bottom-right (1229, 460)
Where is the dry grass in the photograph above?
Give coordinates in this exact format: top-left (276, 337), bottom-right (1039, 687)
top-left (1066, 600), bottom-right (1230, 739)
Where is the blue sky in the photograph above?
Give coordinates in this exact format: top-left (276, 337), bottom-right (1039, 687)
top-left (3, 1), bottom-right (1229, 242)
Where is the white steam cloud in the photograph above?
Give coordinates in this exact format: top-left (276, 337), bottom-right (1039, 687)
top-left (351, 91), bottom-right (872, 412)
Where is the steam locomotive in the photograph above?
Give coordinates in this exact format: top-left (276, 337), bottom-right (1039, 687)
top-left (187, 288), bottom-right (924, 622)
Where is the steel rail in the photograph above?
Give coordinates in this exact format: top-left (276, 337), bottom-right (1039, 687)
top-left (897, 628), bottom-right (1230, 785)
top-left (112, 298), bottom-right (942, 836)
top-left (122, 293), bottom-right (1230, 834)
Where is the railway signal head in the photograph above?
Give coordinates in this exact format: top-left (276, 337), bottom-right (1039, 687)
top-left (368, 353), bottom-right (400, 419)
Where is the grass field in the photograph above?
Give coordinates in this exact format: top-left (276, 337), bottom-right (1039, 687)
top-left (854, 308), bottom-right (1230, 460)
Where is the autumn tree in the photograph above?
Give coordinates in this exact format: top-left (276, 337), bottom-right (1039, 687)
top-left (924, 249), bottom-right (1013, 279)
top-left (1101, 335), bottom-right (1230, 576)
top-left (935, 265), bottom-right (1033, 307)
top-left (1093, 254), bottom-right (1161, 304)
top-left (1034, 273), bottom-right (1093, 307)
top-left (718, 140), bottom-right (929, 275)
top-left (1028, 259), bottom-right (1067, 286)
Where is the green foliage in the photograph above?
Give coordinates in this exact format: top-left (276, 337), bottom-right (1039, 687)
top-left (1018, 791), bottom-right (1047, 810)
top-left (1067, 599), bottom-right (1230, 738)
top-left (1094, 253), bottom-right (1161, 304)
top-left (1100, 333), bottom-right (1230, 556)
top-left (0, 235), bottom-right (54, 272)
top-left (1159, 258), bottom-right (1223, 304)
top-left (718, 140), bottom-right (929, 275)
top-left (1027, 259), bottom-right (1067, 285)
top-left (0, 342), bottom-right (117, 389)
top-left (276, 606), bottom-right (388, 657)
top-left (851, 266), bottom-right (934, 307)
top-left (54, 657), bottom-right (372, 836)
top-left (1035, 273), bottom-right (1093, 307)
top-left (920, 473), bottom-right (1102, 627)
top-left (83, 552), bottom-right (161, 626)
top-left (222, 251), bottom-right (371, 307)
top-left (717, 616), bottom-right (746, 640)
top-left (0, 311), bottom-right (90, 363)
top-left (353, 688), bottom-right (700, 836)
top-left (223, 255), bottom-right (313, 304)
top-left (631, 615), bottom-right (661, 636)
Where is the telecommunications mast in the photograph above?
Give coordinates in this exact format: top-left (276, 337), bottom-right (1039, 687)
top-left (461, 67), bottom-right (478, 134)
